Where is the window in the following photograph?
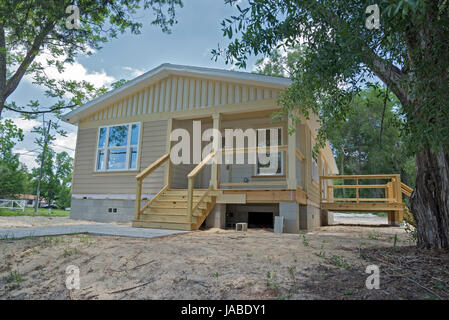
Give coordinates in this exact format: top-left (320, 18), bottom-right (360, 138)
top-left (96, 123), bottom-right (140, 171)
top-left (255, 127), bottom-right (284, 176)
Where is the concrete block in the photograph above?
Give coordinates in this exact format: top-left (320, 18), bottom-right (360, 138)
top-left (70, 199), bottom-right (135, 223)
top-left (274, 216), bottom-right (284, 234)
top-left (320, 209), bottom-right (334, 226)
top-left (279, 202), bottom-right (299, 234)
top-left (205, 204), bottom-right (226, 229)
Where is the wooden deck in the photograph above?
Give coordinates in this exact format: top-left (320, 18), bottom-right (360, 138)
top-left (319, 175), bottom-right (413, 226)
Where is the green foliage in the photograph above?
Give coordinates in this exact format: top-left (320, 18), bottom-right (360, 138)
top-left (0, 119), bottom-right (28, 198)
top-left (215, 0), bottom-right (449, 155)
top-left (0, 0), bottom-right (183, 117)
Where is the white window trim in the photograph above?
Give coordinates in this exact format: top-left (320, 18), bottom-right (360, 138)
top-left (254, 127), bottom-right (284, 177)
top-left (94, 122), bottom-right (141, 172)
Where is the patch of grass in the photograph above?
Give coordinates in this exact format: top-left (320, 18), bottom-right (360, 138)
top-left (63, 247), bottom-right (80, 258)
top-left (266, 271), bottom-right (279, 290)
top-left (329, 255), bottom-right (353, 270)
top-left (367, 231), bottom-right (383, 240)
top-left (4, 270), bottom-right (23, 284)
top-left (0, 207), bottom-right (69, 217)
top-left (300, 232), bottom-right (309, 246)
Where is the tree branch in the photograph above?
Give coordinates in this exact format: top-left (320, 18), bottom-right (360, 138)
top-left (1, 22), bottom-right (55, 100)
top-left (2, 103), bottom-right (76, 115)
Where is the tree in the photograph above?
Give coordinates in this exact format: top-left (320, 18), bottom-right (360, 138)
top-left (0, 0), bottom-right (183, 117)
top-left (0, 119), bottom-right (28, 198)
top-left (215, 0), bottom-right (449, 249)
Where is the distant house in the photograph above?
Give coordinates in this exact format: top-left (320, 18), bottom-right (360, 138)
top-left (19, 194), bottom-right (36, 207)
top-left (63, 63), bottom-right (342, 232)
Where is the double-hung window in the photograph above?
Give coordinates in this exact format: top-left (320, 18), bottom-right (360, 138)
top-left (255, 127), bottom-right (284, 176)
top-left (96, 123), bottom-right (140, 171)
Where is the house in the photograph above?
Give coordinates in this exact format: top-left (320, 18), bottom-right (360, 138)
top-left (19, 194), bottom-right (36, 207)
top-left (63, 63), bottom-right (407, 232)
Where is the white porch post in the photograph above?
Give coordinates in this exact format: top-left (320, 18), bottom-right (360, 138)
top-left (287, 116), bottom-right (297, 190)
top-left (211, 113), bottom-right (221, 189)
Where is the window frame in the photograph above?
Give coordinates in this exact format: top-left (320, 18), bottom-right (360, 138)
top-left (94, 122), bottom-right (141, 172)
top-left (254, 126), bottom-right (284, 177)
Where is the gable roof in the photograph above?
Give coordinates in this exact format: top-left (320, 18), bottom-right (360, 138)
top-left (62, 63), bottom-right (291, 124)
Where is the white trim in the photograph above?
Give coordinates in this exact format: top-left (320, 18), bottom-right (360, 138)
top-left (62, 63), bottom-right (291, 124)
top-left (94, 122), bottom-right (141, 172)
top-left (71, 194), bottom-right (154, 200)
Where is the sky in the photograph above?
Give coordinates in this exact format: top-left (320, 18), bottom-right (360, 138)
top-left (5, 0), bottom-right (261, 170)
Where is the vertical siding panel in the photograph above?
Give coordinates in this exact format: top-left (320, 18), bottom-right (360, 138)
top-left (221, 83), bottom-right (227, 105)
top-left (235, 85), bottom-right (241, 104)
top-left (177, 77), bottom-right (183, 110)
top-left (155, 83), bottom-right (161, 113)
top-left (214, 81), bottom-right (220, 106)
top-left (159, 81), bottom-right (165, 113)
top-left (249, 87), bottom-right (255, 101)
top-left (228, 84), bottom-right (233, 104)
top-left (263, 89), bottom-right (270, 99)
top-left (195, 79), bottom-right (201, 108)
top-left (148, 86), bottom-right (154, 114)
top-left (201, 80), bottom-right (207, 107)
top-left (171, 77), bottom-right (177, 112)
top-left (189, 79), bottom-right (195, 109)
top-left (256, 88), bottom-right (262, 100)
top-left (142, 88), bottom-right (148, 115)
top-left (164, 78), bottom-right (171, 112)
top-left (208, 81), bottom-right (213, 106)
top-left (183, 78), bottom-right (189, 111)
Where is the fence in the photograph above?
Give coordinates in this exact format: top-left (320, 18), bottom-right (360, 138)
top-left (0, 199), bottom-right (26, 212)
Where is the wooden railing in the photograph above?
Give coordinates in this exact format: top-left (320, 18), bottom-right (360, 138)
top-left (134, 153), bottom-right (170, 221)
top-left (320, 174), bottom-right (406, 204)
top-left (187, 151), bottom-right (216, 222)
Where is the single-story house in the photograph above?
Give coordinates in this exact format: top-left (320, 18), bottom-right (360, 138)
top-left (63, 63), bottom-right (341, 232)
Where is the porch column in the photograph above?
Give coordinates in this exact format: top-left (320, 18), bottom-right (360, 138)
top-left (287, 116), bottom-right (297, 189)
top-left (211, 113), bottom-right (221, 189)
top-left (164, 118), bottom-right (173, 187)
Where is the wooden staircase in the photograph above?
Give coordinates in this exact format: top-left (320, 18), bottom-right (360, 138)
top-left (132, 189), bottom-right (216, 230)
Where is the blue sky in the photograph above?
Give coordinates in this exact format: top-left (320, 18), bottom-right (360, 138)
top-left (6, 0), bottom-right (261, 169)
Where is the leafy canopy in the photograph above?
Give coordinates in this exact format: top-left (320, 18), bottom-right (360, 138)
top-left (214, 0), bottom-right (449, 155)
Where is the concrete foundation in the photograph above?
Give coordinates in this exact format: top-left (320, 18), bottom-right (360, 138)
top-left (279, 202), bottom-right (300, 234)
top-left (205, 204), bottom-right (226, 228)
top-left (299, 205), bottom-right (321, 231)
top-left (320, 209), bottom-right (334, 226)
top-left (70, 198), bottom-right (135, 223)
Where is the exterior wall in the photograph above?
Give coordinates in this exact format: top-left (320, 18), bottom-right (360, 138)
top-left (72, 119), bottom-right (167, 196)
top-left (80, 75), bottom-right (281, 124)
top-left (279, 202), bottom-right (300, 233)
top-left (70, 199), bottom-right (134, 222)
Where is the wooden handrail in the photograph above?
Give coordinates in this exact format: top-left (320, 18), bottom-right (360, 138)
top-left (136, 153), bottom-right (170, 180)
top-left (320, 174), bottom-right (404, 205)
top-left (295, 148), bottom-right (305, 161)
top-left (134, 153), bottom-right (170, 221)
top-left (187, 151), bottom-right (217, 223)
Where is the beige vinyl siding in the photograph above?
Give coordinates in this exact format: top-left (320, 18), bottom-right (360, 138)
top-left (81, 75), bottom-right (281, 124)
top-left (72, 120), bottom-right (168, 195)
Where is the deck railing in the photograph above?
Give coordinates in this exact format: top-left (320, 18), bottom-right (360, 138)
top-left (319, 174), bottom-right (407, 204)
top-left (134, 153), bottom-right (170, 221)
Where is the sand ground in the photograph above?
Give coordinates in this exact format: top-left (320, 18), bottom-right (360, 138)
top-left (1, 221), bottom-right (418, 300)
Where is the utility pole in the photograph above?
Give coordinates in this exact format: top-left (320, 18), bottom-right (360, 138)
top-left (34, 116), bottom-right (52, 214)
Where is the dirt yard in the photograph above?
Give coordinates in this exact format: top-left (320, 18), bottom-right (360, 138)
top-left (1, 221), bottom-right (448, 300)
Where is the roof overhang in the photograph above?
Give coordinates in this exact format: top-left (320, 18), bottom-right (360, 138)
top-left (62, 63), bottom-right (291, 124)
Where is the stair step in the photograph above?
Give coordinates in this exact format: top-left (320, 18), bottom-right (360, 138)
top-left (151, 201), bottom-right (208, 209)
top-left (140, 214), bottom-right (197, 224)
top-left (165, 189), bottom-right (207, 195)
top-left (160, 195), bottom-right (212, 202)
top-left (132, 220), bottom-right (193, 231)
top-left (149, 207), bottom-right (204, 215)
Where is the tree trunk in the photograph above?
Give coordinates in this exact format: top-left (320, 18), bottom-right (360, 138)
top-left (410, 148), bottom-right (449, 249)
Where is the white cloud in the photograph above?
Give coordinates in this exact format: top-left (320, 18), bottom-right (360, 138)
top-left (14, 148), bottom-right (39, 170)
top-left (23, 50), bottom-right (116, 90)
top-left (51, 132), bottom-right (77, 157)
top-left (8, 117), bottom-right (40, 133)
top-left (122, 66), bottom-right (145, 78)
